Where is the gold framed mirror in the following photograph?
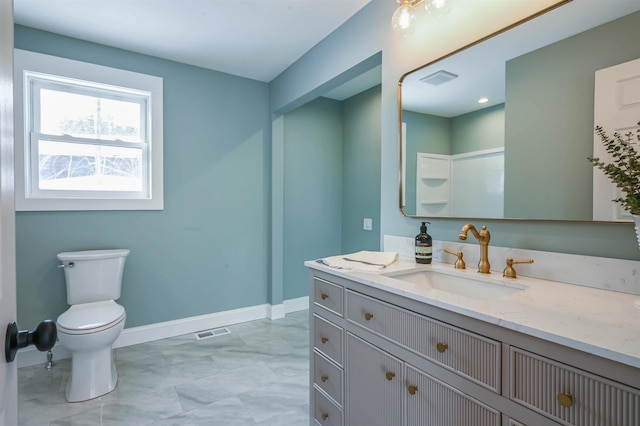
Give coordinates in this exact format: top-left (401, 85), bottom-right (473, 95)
top-left (398, 1), bottom-right (640, 221)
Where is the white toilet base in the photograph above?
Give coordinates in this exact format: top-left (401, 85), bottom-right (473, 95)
top-left (57, 314), bottom-right (125, 403)
top-left (65, 346), bottom-right (117, 402)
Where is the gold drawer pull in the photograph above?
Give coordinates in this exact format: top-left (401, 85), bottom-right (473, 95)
top-left (321, 293), bottom-right (329, 300)
top-left (321, 374), bottom-right (329, 382)
top-left (321, 337), bottom-right (329, 344)
top-left (322, 412), bottom-right (329, 421)
top-left (408, 385), bottom-right (419, 395)
top-left (436, 342), bottom-right (449, 353)
top-left (385, 371), bottom-right (396, 381)
top-left (557, 392), bottom-right (574, 408)
top-left (364, 312), bottom-right (374, 321)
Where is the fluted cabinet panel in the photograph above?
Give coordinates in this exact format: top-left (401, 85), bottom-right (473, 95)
top-left (406, 364), bottom-right (500, 426)
top-left (510, 347), bottom-right (640, 426)
top-left (346, 333), bottom-right (403, 426)
top-left (346, 289), bottom-right (501, 392)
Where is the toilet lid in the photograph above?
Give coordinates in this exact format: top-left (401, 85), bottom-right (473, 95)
top-left (57, 300), bottom-right (125, 335)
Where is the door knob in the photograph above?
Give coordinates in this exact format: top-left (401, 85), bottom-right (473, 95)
top-left (5, 320), bottom-right (57, 362)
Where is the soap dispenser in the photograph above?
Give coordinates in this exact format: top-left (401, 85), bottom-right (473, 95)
top-left (415, 221), bottom-right (433, 264)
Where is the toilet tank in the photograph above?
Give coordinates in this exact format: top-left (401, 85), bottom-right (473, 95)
top-left (57, 249), bottom-right (130, 304)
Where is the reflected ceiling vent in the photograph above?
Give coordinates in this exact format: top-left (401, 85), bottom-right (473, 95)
top-left (420, 70), bottom-right (458, 85)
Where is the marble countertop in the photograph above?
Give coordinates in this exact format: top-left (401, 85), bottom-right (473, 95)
top-left (305, 258), bottom-right (640, 369)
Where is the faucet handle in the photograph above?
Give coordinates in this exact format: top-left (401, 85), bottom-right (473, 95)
top-left (503, 258), bottom-right (534, 278)
top-left (444, 248), bottom-right (466, 270)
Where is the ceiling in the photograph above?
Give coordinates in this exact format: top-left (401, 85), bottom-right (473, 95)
top-left (13, 0), bottom-right (371, 83)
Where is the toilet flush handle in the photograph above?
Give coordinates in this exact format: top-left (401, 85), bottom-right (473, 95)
top-left (58, 262), bottom-right (74, 268)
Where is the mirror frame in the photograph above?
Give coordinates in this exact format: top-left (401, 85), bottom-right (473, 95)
top-left (396, 0), bottom-right (630, 223)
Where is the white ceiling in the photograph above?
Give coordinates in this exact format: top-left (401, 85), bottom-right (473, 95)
top-left (13, 0), bottom-right (371, 83)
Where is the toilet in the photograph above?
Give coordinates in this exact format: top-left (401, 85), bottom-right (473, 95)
top-left (56, 249), bottom-right (129, 402)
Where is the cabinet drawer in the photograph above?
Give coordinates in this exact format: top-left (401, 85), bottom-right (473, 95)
top-left (510, 347), bottom-right (640, 426)
top-left (314, 351), bottom-right (343, 406)
top-left (314, 387), bottom-right (343, 426)
top-left (313, 278), bottom-right (344, 316)
top-left (346, 289), bottom-right (501, 392)
top-left (313, 314), bottom-right (344, 367)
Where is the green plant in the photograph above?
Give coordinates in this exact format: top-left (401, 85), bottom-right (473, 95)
top-left (588, 122), bottom-right (640, 216)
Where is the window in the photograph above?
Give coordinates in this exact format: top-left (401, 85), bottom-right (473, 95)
top-left (14, 49), bottom-right (163, 211)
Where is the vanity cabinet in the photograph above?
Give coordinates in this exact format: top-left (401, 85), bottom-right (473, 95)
top-left (345, 289), bottom-right (501, 393)
top-left (312, 277), bottom-right (346, 426)
top-left (309, 268), bottom-right (640, 426)
top-left (510, 347), bottom-right (640, 426)
top-left (346, 333), bottom-right (403, 426)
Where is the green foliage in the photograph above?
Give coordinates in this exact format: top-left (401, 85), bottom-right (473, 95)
top-left (588, 122), bottom-right (640, 215)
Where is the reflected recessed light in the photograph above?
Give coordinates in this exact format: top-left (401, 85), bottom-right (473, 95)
top-left (478, 97), bottom-right (489, 104)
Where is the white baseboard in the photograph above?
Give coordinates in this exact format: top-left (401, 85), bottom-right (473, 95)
top-left (284, 296), bottom-right (309, 313)
top-left (17, 297), bottom-right (309, 369)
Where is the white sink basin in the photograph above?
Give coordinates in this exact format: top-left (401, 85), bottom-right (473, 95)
top-left (382, 269), bottom-right (528, 300)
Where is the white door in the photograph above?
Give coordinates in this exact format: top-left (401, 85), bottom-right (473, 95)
top-left (0, 0), bottom-right (17, 424)
top-left (593, 57), bottom-right (640, 221)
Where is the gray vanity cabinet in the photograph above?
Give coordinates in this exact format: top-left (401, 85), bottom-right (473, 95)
top-left (405, 364), bottom-right (500, 425)
top-left (309, 268), bottom-right (640, 426)
top-left (346, 333), bottom-right (403, 426)
top-left (345, 330), bottom-right (501, 426)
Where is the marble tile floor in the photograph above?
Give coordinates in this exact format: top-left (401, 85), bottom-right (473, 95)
top-left (18, 310), bottom-right (310, 426)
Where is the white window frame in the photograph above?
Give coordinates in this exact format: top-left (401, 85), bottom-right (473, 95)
top-left (14, 49), bottom-right (164, 211)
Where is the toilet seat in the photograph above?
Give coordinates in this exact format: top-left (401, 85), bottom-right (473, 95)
top-left (57, 300), bottom-right (125, 335)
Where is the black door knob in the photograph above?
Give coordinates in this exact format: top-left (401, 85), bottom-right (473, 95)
top-left (5, 320), bottom-right (57, 363)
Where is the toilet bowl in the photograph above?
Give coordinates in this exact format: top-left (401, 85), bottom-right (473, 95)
top-left (56, 249), bottom-right (129, 402)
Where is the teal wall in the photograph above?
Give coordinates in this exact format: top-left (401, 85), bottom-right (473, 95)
top-left (271, 0), bottom-right (640, 261)
top-left (505, 11), bottom-right (640, 220)
top-left (282, 97), bottom-right (343, 300)
top-left (451, 104), bottom-right (505, 155)
top-left (15, 26), bottom-right (271, 329)
top-left (341, 86), bottom-right (382, 254)
top-left (402, 111), bottom-right (450, 214)
top-left (282, 86), bottom-right (382, 300)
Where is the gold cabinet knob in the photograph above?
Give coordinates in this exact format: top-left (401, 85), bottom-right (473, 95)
top-left (436, 342), bottom-right (449, 353)
top-left (557, 392), bottom-right (574, 408)
top-left (408, 385), bottom-right (418, 395)
top-left (321, 293), bottom-right (329, 300)
top-left (385, 371), bottom-right (396, 381)
top-left (321, 336), bottom-right (329, 344)
top-left (364, 312), bottom-right (374, 321)
top-left (321, 412), bottom-right (329, 420)
top-left (321, 375), bottom-right (329, 383)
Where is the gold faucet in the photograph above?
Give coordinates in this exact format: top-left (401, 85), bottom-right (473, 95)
top-left (459, 224), bottom-right (491, 274)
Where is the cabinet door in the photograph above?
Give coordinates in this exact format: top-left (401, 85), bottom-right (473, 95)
top-left (406, 364), bottom-right (500, 426)
top-left (346, 333), bottom-right (403, 426)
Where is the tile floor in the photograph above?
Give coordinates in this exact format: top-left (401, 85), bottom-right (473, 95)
top-left (18, 310), bottom-right (310, 425)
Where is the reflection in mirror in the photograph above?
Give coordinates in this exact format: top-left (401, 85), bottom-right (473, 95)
top-left (399, 1), bottom-right (640, 221)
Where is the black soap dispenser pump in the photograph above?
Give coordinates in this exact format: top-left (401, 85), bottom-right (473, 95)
top-left (415, 221), bottom-right (433, 264)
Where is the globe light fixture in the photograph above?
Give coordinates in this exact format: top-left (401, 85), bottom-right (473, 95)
top-left (392, 0), bottom-right (454, 36)
top-left (391, 0), bottom-right (416, 37)
top-left (425, 0), bottom-right (454, 17)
